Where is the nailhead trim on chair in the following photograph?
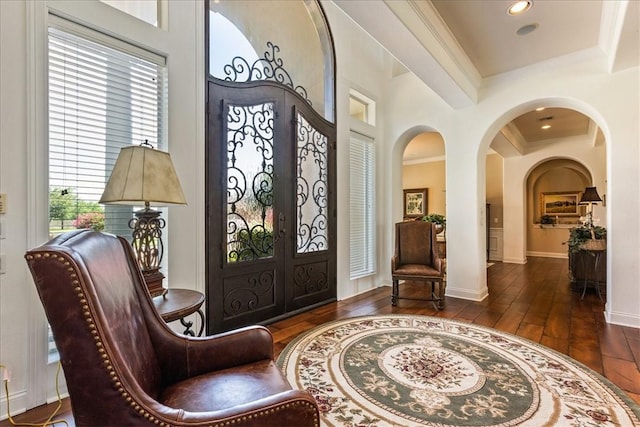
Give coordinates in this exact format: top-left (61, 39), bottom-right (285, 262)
top-left (26, 252), bottom-right (169, 426)
top-left (209, 401), bottom-right (319, 426)
top-left (27, 252), bottom-right (320, 427)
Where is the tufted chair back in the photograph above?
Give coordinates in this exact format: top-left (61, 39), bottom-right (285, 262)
top-left (26, 229), bottom-right (319, 427)
top-left (394, 220), bottom-right (438, 267)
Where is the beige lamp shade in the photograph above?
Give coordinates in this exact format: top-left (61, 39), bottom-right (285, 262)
top-left (100, 145), bottom-right (187, 206)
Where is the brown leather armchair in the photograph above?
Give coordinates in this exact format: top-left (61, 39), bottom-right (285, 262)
top-left (391, 221), bottom-right (445, 309)
top-left (25, 229), bottom-right (319, 427)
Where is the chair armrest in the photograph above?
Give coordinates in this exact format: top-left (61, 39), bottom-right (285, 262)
top-left (154, 325), bottom-right (275, 381)
top-left (391, 255), bottom-right (399, 271)
top-left (188, 325), bottom-right (274, 373)
top-left (174, 390), bottom-right (319, 426)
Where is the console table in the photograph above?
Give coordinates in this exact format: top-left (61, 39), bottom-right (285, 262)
top-left (569, 242), bottom-right (606, 300)
top-left (578, 246), bottom-right (605, 300)
top-left (436, 236), bottom-right (446, 259)
top-left (153, 289), bottom-right (205, 336)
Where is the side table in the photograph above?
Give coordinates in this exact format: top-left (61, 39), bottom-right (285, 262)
top-left (153, 289), bottom-right (205, 336)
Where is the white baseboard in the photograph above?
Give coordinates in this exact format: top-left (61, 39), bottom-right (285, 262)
top-left (526, 251), bottom-right (568, 259)
top-left (0, 389), bottom-right (27, 421)
top-left (502, 257), bottom-right (528, 264)
top-left (445, 285), bottom-right (488, 302)
top-left (605, 309), bottom-right (640, 329)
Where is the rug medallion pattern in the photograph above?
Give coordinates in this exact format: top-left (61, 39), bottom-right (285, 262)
top-left (277, 315), bottom-right (640, 426)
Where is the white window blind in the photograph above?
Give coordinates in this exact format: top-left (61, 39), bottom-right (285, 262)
top-left (48, 24), bottom-right (167, 239)
top-left (349, 133), bottom-right (376, 279)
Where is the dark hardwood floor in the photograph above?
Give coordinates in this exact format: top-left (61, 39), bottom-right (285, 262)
top-left (2, 257), bottom-right (638, 426)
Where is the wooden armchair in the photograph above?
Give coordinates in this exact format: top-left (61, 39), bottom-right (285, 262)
top-left (391, 221), bottom-right (445, 309)
top-left (25, 229), bottom-right (318, 427)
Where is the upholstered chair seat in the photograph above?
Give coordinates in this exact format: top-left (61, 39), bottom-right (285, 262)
top-left (391, 263), bottom-right (442, 278)
top-left (158, 359), bottom-right (293, 411)
top-left (25, 229), bottom-right (319, 427)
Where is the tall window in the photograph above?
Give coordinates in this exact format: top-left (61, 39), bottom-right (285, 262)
top-left (47, 19), bottom-right (166, 362)
top-left (349, 133), bottom-right (376, 279)
top-left (48, 19), bottom-right (166, 239)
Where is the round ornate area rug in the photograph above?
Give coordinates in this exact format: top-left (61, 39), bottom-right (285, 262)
top-left (276, 315), bottom-right (640, 426)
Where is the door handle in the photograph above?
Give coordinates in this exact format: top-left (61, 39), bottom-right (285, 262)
top-left (274, 212), bottom-right (285, 243)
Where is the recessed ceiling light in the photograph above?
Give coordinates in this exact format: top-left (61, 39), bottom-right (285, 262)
top-left (541, 125), bottom-right (551, 130)
top-left (516, 23), bottom-right (539, 36)
top-left (535, 107), bottom-right (545, 111)
top-left (508, 1), bottom-right (533, 16)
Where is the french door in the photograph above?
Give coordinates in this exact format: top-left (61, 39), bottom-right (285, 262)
top-left (206, 80), bottom-right (336, 333)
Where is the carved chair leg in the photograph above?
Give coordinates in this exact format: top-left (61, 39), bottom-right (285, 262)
top-left (391, 279), bottom-right (398, 306)
top-left (437, 281), bottom-right (445, 310)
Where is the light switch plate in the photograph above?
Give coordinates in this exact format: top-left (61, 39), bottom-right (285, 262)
top-left (0, 254), bottom-right (5, 274)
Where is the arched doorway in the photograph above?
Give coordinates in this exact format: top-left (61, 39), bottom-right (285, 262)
top-left (205, 1), bottom-right (336, 333)
top-left (526, 159), bottom-right (600, 258)
top-left (482, 106), bottom-right (607, 266)
top-left (402, 132), bottom-right (447, 257)
top-left (402, 132), bottom-right (446, 220)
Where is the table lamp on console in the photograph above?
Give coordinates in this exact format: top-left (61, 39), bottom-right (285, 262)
top-left (579, 186), bottom-right (602, 228)
top-left (100, 141), bottom-right (186, 297)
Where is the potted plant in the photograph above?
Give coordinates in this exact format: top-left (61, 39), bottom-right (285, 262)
top-left (423, 213), bottom-right (446, 234)
top-left (540, 215), bottom-right (554, 225)
top-left (565, 225), bottom-right (606, 254)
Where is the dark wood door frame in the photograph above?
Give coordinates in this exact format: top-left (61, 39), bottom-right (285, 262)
top-left (206, 79), bottom-right (336, 334)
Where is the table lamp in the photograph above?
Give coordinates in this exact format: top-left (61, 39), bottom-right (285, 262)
top-left (579, 186), bottom-right (602, 228)
top-left (100, 142), bottom-right (186, 297)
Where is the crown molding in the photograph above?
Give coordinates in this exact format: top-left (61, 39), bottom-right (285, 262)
top-left (333, 0), bottom-right (476, 108)
top-left (403, 155), bottom-right (446, 166)
top-left (385, 0), bottom-right (481, 102)
top-left (599, 0), bottom-right (626, 72)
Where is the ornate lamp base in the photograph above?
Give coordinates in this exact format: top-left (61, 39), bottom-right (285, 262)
top-left (143, 269), bottom-right (166, 297)
top-left (130, 206), bottom-right (167, 297)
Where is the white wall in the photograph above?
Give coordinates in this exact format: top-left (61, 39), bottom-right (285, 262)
top-left (323, 2), bottom-right (395, 298)
top-left (384, 62), bottom-right (639, 328)
top-left (385, 72), bottom-right (491, 302)
top-left (0, 0), bottom-right (34, 412)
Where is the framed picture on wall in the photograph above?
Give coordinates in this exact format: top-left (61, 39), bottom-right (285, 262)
top-left (540, 191), bottom-right (581, 216)
top-left (404, 188), bottom-right (428, 218)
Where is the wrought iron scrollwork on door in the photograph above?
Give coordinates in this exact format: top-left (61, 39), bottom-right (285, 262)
top-left (226, 102), bottom-right (275, 262)
top-left (221, 41), bottom-right (312, 106)
top-left (296, 112), bottom-right (328, 253)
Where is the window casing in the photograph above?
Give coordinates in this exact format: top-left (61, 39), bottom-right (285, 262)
top-left (100, 0), bottom-right (161, 27)
top-left (349, 89), bottom-right (376, 126)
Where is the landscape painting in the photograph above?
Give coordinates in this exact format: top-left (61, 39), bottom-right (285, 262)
top-left (541, 191), bottom-right (580, 216)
